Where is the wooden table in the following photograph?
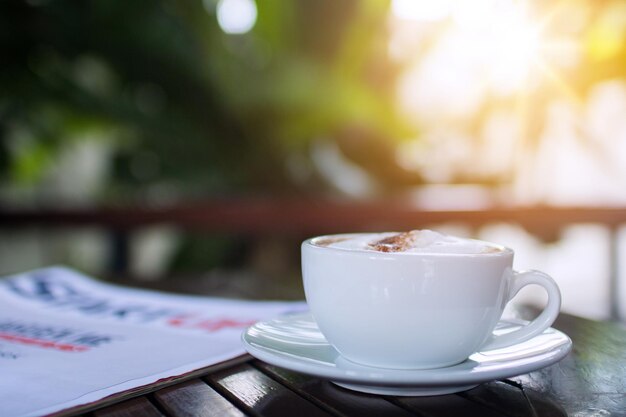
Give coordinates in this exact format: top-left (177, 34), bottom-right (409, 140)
top-left (68, 310), bottom-right (624, 417)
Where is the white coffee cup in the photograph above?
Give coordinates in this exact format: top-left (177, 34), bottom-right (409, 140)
top-left (301, 232), bottom-right (561, 370)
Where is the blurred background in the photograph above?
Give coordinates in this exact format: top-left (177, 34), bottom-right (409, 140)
top-left (1, 0), bottom-right (626, 320)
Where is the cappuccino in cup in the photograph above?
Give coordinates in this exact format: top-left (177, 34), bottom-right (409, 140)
top-left (313, 229), bottom-right (502, 254)
top-left (301, 230), bottom-right (561, 370)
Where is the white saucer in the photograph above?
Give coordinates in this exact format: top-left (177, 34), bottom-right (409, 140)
top-left (242, 313), bottom-right (572, 396)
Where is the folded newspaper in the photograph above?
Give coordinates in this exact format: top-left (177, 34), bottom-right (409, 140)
top-left (0, 267), bottom-right (306, 417)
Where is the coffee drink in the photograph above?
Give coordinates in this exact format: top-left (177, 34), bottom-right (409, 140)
top-left (302, 230), bottom-right (561, 370)
top-left (313, 230), bottom-right (502, 254)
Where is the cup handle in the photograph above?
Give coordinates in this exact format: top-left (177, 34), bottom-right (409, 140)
top-left (481, 270), bottom-right (561, 351)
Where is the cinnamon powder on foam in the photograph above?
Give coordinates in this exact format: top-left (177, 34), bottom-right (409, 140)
top-left (367, 231), bottom-right (419, 253)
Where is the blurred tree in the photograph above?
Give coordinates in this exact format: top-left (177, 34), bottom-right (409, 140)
top-left (0, 0), bottom-right (413, 203)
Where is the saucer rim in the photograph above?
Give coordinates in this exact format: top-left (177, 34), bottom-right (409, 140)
top-left (242, 313), bottom-right (573, 388)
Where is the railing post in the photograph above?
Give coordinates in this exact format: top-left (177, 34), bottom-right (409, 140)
top-left (109, 230), bottom-right (130, 277)
top-left (609, 226), bottom-right (621, 321)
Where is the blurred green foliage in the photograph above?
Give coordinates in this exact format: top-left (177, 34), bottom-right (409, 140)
top-left (0, 0), bottom-right (412, 201)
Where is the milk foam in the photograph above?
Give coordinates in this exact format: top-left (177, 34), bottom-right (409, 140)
top-left (317, 230), bottom-right (497, 254)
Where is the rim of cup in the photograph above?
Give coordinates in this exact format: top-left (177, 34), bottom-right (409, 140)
top-left (304, 233), bottom-right (513, 258)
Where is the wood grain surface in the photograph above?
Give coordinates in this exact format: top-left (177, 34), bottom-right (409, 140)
top-left (81, 312), bottom-right (626, 417)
